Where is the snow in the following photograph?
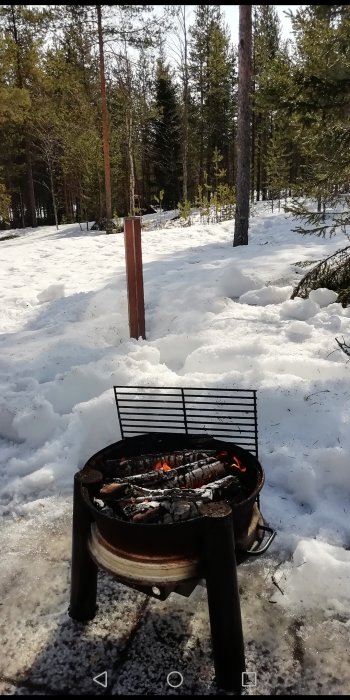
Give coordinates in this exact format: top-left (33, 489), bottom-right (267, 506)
top-left (37, 283), bottom-right (65, 304)
top-left (219, 264), bottom-right (263, 298)
top-left (275, 539), bottom-right (350, 613)
top-left (1, 204), bottom-right (350, 694)
top-left (279, 296), bottom-right (320, 320)
top-left (239, 284), bottom-right (293, 306)
top-left (309, 287), bottom-right (339, 307)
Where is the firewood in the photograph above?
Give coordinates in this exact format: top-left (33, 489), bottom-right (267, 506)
top-left (105, 449), bottom-right (216, 477)
top-left (105, 474), bottom-right (244, 505)
top-left (101, 455), bottom-right (221, 493)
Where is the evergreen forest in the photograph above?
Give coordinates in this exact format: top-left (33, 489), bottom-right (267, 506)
top-left (1, 5), bottom-right (350, 233)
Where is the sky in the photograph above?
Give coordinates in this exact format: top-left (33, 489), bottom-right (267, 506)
top-left (163, 5), bottom-right (302, 68)
top-left (222, 5), bottom-right (301, 43)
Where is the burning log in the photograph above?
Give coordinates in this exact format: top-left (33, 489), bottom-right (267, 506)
top-left (106, 449), bottom-right (216, 477)
top-left (126, 499), bottom-right (200, 524)
top-left (96, 446), bottom-right (251, 525)
top-left (100, 455), bottom-right (222, 495)
top-left (118, 474), bottom-right (244, 502)
top-left (102, 474), bottom-right (247, 524)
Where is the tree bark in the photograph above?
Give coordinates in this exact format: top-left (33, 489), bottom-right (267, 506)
top-left (127, 109), bottom-right (135, 215)
top-left (182, 5), bottom-right (189, 202)
top-left (49, 161), bottom-right (59, 230)
top-left (124, 42), bottom-right (135, 217)
top-left (25, 136), bottom-right (37, 227)
top-left (96, 5), bottom-right (112, 232)
top-left (233, 5), bottom-right (252, 247)
top-left (256, 114), bottom-right (261, 201)
top-left (19, 188), bottom-right (25, 229)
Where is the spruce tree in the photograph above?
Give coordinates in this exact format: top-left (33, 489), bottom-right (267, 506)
top-left (252, 5), bottom-right (281, 202)
top-left (150, 58), bottom-right (182, 209)
top-left (189, 5), bottom-right (236, 190)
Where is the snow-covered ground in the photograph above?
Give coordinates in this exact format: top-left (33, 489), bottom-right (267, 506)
top-left (1, 205), bottom-right (350, 695)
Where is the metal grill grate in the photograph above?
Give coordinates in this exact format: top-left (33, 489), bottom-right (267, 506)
top-left (113, 386), bottom-right (259, 457)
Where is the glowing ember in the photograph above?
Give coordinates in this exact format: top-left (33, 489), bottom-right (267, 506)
top-left (153, 460), bottom-right (172, 472)
top-left (231, 456), bottom-right (247, 473)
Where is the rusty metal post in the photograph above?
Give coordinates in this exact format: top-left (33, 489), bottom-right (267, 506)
top-left (124, 216), bottom-right (146, 340)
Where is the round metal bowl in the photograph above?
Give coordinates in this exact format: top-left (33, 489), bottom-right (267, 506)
top-left (78, 432), bottom-right (264, 559)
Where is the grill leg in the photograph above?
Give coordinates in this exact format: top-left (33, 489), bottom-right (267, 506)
top-left (69, 473), bottom-right (98, 621)
top-left (202, 503), bottom-right (246, 692)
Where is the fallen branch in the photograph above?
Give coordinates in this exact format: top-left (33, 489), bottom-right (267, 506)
top-left (335, 335), bottom-right (350, 358)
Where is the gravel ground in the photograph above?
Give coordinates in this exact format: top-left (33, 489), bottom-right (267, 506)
top-left (0, 497), bottom-right (349, 696)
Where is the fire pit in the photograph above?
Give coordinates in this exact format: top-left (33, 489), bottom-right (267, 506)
top-left (69, 387), bottom-right (276, 691)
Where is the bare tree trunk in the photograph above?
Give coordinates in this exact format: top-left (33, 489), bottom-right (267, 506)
top-left (96, 5), bottom-right (112, 233)
top-left (49, 162), bottom-right (59, 230)
top-left (199, 64), bottom-right (204, 187)
top-left (251, 104), bottom-right (255, 203)
top-left (25, 136), bottom-right (37, 227)
top-left (250, 7), bottom-right (256, 204)
top-left (182, 5), bottom-right (189, 202)
top-left (234, 5), bottom-right (252, 247)
top-left (261, 120), bottom-right (267, 201)
top-left (256, 117), bottom-right (261, 201)
top-left (19, 188), bottom-right (25, 228)
top-left (127, 109), bottom-right (135, 215)
top-left (123, 41), bottom-right (135, 217)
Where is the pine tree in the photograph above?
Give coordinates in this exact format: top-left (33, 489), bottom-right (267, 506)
top-left (285, 5), bottom-right (350, 235)
top-left (0, 5), bottom-right (50, 227)
top-left (37, 6), bottom-right (103, 225)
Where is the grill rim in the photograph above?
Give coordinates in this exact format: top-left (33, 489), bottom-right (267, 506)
top-left (76, 433), bottom-right (265, 556)
top-left (80, 432), bottom-right (264, 533)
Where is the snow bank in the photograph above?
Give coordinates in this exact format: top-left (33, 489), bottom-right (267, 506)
top-left (284, 320), bottom-right (313, 341)
top-left (280, 297), bottom-right (320, 320)
top-left (276, 539), bottom-right (350, 613)
top-left (239, 284), bottom-right (293, 306)
top-left (12, 397), bottom-right (60, 448)
top-left (37, 283), bottom-right (65, 304)
top-left (219, 265), bottom-right (262, 298)
top-left (309, 288), bottom-right (338, 307)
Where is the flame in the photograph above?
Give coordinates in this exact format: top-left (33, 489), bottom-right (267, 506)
top-left (217, 450), bottom-right (228, 457)
top-left (153, 460), bottom-right (172, 472)
top-left (230, 456), bottom-right (247, 473)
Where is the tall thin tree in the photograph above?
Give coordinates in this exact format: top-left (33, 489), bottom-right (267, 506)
top-left (233, 5), bottom-right (252, 246)
top-left (96, 5), bottom-right (112, 232)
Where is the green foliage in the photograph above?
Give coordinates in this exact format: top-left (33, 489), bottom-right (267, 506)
top-left (0, 85), bottom-right (30, 125)
top-left (153, 189), bottom-right (164, 207)
top-left (178, 198), bottom-right (191, 225)
top-left (150, 59), bottom-right (182, 209)
top-left (291, 245), bottom-right (350, 306)
top-left (189, 6), bottom-right (236, 191)
top-left (0, 179), bottom-right (10, 220)
top-left (2, 0), bottom-right (350, 240)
